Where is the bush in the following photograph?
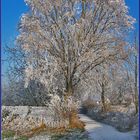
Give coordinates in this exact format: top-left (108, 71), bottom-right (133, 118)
top-left (47, 95), bottom-right (81, 129)
top-left (2, 108), bottom-right (10, 119)
top-left (82, 99), bottom-right (98, 109)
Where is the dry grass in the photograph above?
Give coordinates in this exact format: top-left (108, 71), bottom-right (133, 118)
top-left (3, 112), bottom-right (85, 139)
top-left (24, 111), bottom-right (85, 137)
top-left (69, 110), bottom-right (85, 130)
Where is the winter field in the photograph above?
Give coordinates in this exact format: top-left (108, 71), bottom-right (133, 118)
top-left (2, 105), bottom-right (138, 140)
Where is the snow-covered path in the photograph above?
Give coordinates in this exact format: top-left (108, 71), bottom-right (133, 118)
top-left (79, 114), bottom-right (136, 140)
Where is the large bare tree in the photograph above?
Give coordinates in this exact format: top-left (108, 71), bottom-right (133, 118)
top-left (17, 0), bottom-right (135, 98)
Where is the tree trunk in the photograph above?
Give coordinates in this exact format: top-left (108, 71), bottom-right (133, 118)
top-left (134, 53), bottom-right (138, 114)
top-left (118, 88), bottom-right (123, 105)
top-left (134, 35), bottom-right (138, 114)
top-left (65, 77), bottom-right (73, 99)
top-left (101, 83), bottom-right (106, 112)
top-left (67, 81), bottom-right (73, 96)
top-left (82, 0), bottom-right (86, 18)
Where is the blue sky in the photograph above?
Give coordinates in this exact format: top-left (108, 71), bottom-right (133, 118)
top-left (2, 0), bottom-right (29, 44)
top-left (2, 0), bottom-right (139, 44)
top-left (1, 0), bottom-right (139, 74)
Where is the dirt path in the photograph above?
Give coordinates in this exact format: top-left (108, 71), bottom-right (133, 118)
top-left (79, 114), bottom-right (136, 140)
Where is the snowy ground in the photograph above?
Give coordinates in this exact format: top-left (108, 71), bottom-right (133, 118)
top-left (79, 114), bottom-right (137, 140)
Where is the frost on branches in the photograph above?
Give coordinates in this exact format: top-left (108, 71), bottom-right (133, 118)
top-left (17, 0), bottom-right (135, 109)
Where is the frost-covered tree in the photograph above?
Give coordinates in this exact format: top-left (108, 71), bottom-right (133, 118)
top-left (17, 0), bottom-right (135, 99)
top-left (133, 35), bottom-right (138, 114)
top-left (4, 44), bottom-right (51, 106)
top-left (95, 64), bottom-right (111, 111)
top-left (126, 34), bottom-right (139, 114)
top-left (109, 64), bottom-right (132, 105)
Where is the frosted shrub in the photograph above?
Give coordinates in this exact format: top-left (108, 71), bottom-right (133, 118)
top-left (45, 95), bottom-right (80, 128)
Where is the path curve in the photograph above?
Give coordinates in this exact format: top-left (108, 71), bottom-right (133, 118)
top-left (79, 114), bottom-right (136, 140)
